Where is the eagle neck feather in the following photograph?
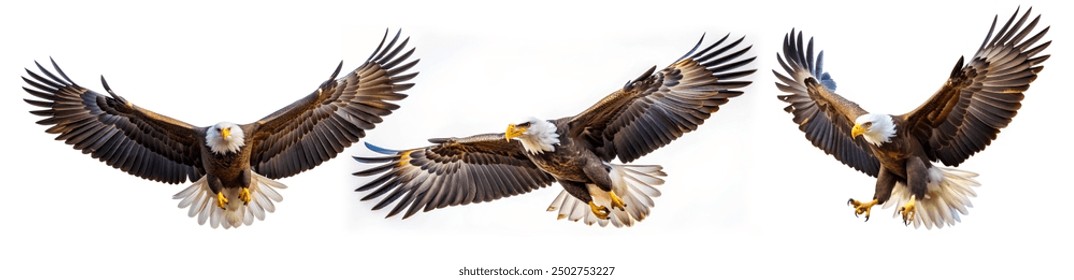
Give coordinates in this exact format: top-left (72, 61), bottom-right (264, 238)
top-left (206, 123), bottom-right (246, 155)
top-left (862, 114), bottom-right (896, 147)
top-left (519, 119), bottom-right (559, 154)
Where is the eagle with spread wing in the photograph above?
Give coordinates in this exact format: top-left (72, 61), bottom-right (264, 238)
top-left (24, 30), bottom-right (419, 228)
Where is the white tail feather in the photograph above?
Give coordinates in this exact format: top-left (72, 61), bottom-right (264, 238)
top-left (882, 166), bottom-right (980, 229)
top-left (547, 164), bottom-right (666, 227)
top-left (172, 172), bottom-right (287, 229)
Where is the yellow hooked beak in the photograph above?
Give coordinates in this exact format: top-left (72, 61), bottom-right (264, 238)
top-left (851, 124), bottom-right (865, 138)
top-left (505, 124), bottom-right (527, 141)
top-left (221, 127), bottom-right (231, 140)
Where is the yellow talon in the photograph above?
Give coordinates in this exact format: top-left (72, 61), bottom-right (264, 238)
top-left (239, 188), bottom-right (252, 204)
top-left (847, 198), bottom-right (879, 222)
top-left (609, 191), bottom-right (626, 211)
top-left (898, 195), bottom-right (917, 226)
top-left (588, 201), bottom-right (610, 220)
top-left (216, 192), bottom-right (228, 209)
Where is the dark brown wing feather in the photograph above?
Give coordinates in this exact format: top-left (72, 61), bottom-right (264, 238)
top-left (773, 30), bottom-right (881, 177)
top-left (353, 134), bottom-right (556, 219)
top-left (902, 8), bottom-right (1050, 166)
top-left (568, 34), bottom-right (756, 162)
top-left (250, 30), bottom-right (419, 179)
top-left (23, 59), bottom-right (204, 183)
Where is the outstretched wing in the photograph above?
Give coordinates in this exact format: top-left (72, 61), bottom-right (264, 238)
top-left (250, 29), bottom-right (419, 179)
top-left (902, 8), bottom-right (1050, 166)
top-left (23, 59), bottom-right (204, 183)
top-left (568, 34), bottom-right (756, 163)
top-left (353, 134), bottom-right (556, 219)
top-left (773, 30), bottom-right (881, 177)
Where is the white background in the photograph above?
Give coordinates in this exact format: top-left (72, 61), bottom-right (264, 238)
top-left (1, 0), bottom-right (1070, 279)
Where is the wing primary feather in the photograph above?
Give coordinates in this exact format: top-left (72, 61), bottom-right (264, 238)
top-left (386, 191), bottom-right (416, 218)
top-left (708, 49), bottom-right (755, 73)
top-left (352, 162), bottom-right (396, 177)
top-left (996, 7), bottom-right (1031, 45)
top-left (635, 66), bottom-right (657, 83)
top-left (355, 171), bottom-right (394, 192)
top-left (33, 61), bottom-right (66, 87)
top-left (366, 28), bottom-right (391, 62)
top-left (99, 75), bottom-right (125, 103)
top-left (382, 48), bottom-right (416, 70)
top-left (816, 50), bottom-right (826, 77)
top-left (696, 35), bottom-right (745, 64)
top-left (1026, 56), bottom-right (1049, 69)
top-left (373, 183), bottom-right (410, 212)
top-left (389, 72), bottom-right (419, 83)
top-left (378, 37), bottom-right (410, 65)
top-left (23, 87), bottom-right (56, 101)
top-left (950, 56), bottom-right (965, 78)
top-left (24, 99), bottom-right (54, 109)
top-left (352, 154), bottom-right (397, 164)
top-left (676, 33), bottom-right (706, 61)
top-left (328, 61), bottom-right (344, 81)
top-left (805, 38), bottom-right (816, 73)
top-left (1018, 27), bottom-right (1050, 55)
top-left (364, 142), bottom-right (401, 154)
top-left (372, 30), bottom-right (403, 63)
top-left (427, 138), bottom-right (451, 144)
top-left (48, 58), bottom-right (76, 84)
top-left (691, 33), bottom-right (731, 61)
top-left (979, 16), bottom-right (999, 51)
top-left (988, 8), bottom-right (1018, 47)
top-left (22, 76), bottom-right (59, 92)
top-left (713, 68), bottom-right (757, 81)
top-left (1007, 15), bottom-right (1040, 45)
top-left (387, 59), bottom-right (420, 77)
top-left (361, 177), bottom-right (400, 200)
top-left (25, 69), bottom-right (62, 89)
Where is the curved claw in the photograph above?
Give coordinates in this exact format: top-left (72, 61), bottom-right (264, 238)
top-left (897, 195), bottom-right (918, 226)
top-left (239, 188), bottom-right (252, 205)
top-left (588, 201), bottom-right (610, 220)
top-left (216, 192), bottom-right (228, 209)
top-left (609, 192), bottom-right (627, 211)
top-left (897, 207), bottom-right (913, 225)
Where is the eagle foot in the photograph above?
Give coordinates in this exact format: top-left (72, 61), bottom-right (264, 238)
top-left (588, 201), bottom-right (610, 220)
top-left (609, 192), bottom-right (627, 211)
top-left (898, 195), bottom-right (917, 226)
top-left (216, 192), bottom-right (228, 209)
top-left (239, 187), bottom-right (252, 205)
top-left (847, 198), bottom-right (878, 222)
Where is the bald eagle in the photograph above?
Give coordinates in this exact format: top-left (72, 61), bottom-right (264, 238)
top-left (354, 34), bottom-right (755, 227)
top-left (23, 30), bottom-right (419, 228)
top-left (774, 8), bottom-right (1050, 229)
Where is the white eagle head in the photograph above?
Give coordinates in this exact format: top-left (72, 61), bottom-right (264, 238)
top-left (504, 117), bottom-right (560, 154)
top-left (852, 113), bottom-right (896, 147)
top-left (206, 122), bottom-right (246, 155)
